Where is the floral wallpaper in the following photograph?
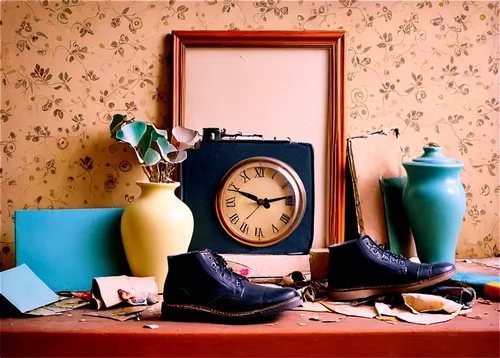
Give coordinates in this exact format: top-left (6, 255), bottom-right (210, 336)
top-left (0, 0), bottom-right (498, 269)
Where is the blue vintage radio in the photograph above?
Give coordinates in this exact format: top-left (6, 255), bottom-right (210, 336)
top-left (179, 128), bottom-right (315, 255)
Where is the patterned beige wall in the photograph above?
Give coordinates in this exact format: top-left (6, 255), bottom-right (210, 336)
top-left (0, 0), bottom-right (498, 269)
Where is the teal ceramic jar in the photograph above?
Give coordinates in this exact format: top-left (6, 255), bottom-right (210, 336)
top-left (402, 145), bottom-right (465, 264)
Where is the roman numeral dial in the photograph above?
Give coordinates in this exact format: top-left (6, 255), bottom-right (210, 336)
top-left (216, 157), bottom-right (307, 248)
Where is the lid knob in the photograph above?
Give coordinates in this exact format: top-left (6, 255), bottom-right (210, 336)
top-left (412, 145), bottom-right (457, 164)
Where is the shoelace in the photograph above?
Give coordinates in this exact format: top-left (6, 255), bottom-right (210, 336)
top-left (366, 239), bottom-right (406, 265)
top-left (211, 252), bottom-right (247, 283)
top-left (378, 243), bottom-right (406, 263)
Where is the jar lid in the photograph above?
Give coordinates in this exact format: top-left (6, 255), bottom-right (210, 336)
top-left (403, 144), bottom-right (465, 168)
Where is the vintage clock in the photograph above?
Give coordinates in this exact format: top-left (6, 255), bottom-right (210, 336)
top-left (180, 130), bottom-right (314, 255)
top-left (215, 157), bottom-right (307, 248)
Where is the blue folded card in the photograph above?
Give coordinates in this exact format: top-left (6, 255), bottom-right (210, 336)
top-left (0, 264), bottom-right (58, 314)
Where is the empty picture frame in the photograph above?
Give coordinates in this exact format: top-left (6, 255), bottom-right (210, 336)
top-left (170, 31), bottom-right (346, 247)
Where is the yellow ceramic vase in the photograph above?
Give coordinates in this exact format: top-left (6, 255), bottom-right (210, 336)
top-left (120, 181), bottom-right (194, 293)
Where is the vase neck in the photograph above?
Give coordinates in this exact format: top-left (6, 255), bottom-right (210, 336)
top-left (137, 181), bottom-right (180, 198)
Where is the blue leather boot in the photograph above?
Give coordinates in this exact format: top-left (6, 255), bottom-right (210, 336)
top-left (162, 249), bottom-right (302, 323)
top-left (328, 235), bottom-right (456, 301)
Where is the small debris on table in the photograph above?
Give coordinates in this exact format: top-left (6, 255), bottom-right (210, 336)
top-left (78, 319), bottom-right (86, 322)
top-left (375, 315), bottom-right (398, 324)
top-left (263, 323), bottom-right (277, 326)
top-left (309, 315), bottom-right (320, 321)
top-left (464, 313), bottom-right (487, 320)
top-left (476, 297), bottom-right (492, 305)
top-left (298, 322), bottom-right (306, 326)
top-left (299, 313), bottom-right (305, 317)
top-left (143, 324), bottom-right (159, 329)
top-left (321, 319), bottom-right (342, 323)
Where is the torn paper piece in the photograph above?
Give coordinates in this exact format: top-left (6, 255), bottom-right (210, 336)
top-left (390, 306), bottom-right (457, 325)
top-left (91, 275), bottom-right (158, 310)
top-left (321, 301), bottom-right (378, 318)
top-left (82, 306), bottom-right (148, 321)
top-left (292, 301), bottom-right (331, 312)
top-left (143, 324), bottom-right (159, 329)
top-left (402, 293), bottom-right (463, 314)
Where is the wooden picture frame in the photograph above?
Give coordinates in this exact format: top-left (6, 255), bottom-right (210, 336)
top-left (170, 31), bottom-right (346, 247)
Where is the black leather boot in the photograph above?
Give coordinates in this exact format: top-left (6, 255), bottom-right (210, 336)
top-left (162, 249), bottom-right (302, 323)
top-left (328, 235), bottom-right (456, 301)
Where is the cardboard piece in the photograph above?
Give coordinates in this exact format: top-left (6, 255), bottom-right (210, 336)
top-left (345, 129), bottom-right (404, 244)
top-left (82, 306), bottom-right (149, 321)
top-left (15, 208), bottom-right (130, 292)
top-left (0, 264), bottom-right (58, 315)
top-left (25, 296), bottom-right (90, 316)
top-left (91, 275), bottom-right (158, 310)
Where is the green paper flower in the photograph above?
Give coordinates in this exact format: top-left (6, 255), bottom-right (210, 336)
top-left (110, 114), bottom-right (201, 183)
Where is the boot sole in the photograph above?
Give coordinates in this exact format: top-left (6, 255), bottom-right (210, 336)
top-left (327, 268), bottom-right (457, 301)
top-left (162, 296), bottom-right (302, 324)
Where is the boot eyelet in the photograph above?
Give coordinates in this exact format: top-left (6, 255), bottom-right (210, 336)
top-left (228, 277), bottom-right (232, 281)
top-left (208, 256), bottom-right (213, 260)
top-left (212, 262), bottom-right (216, 267)
top-left (237, 282), bottom-right (241, 286)
top-left (220, 273), bottom-right (225, 278)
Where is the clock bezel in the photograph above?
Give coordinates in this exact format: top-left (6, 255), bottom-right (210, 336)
top-left (215, 156), bottom-right (307, 248)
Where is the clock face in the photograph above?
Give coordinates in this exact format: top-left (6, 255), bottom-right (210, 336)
top-left (215, 157), bottom-right (306, 247)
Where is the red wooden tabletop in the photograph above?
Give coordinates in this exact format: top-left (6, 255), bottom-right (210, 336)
top-left (1, 300), bottom-right (499, 357)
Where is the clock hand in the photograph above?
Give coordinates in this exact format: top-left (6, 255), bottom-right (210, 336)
top-left (264, 195), bottom-right (293, 204)
top-left (245, 205), bottom-right (262, 220)
top-left (238, 190), bottom-right (270, 208)
top-left (237, 190), bottom-right (260, 203)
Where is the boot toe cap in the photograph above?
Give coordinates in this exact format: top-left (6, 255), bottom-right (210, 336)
top-left (262, 287), bottom-right (299, 307)
top-left (430, 262), bottom-right (456, 277)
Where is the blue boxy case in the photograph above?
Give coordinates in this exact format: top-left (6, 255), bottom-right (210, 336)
top-left (180, 139), bottom-right (315, 255)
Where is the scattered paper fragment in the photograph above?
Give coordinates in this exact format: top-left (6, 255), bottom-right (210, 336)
top-left (143, 324), bottom-right (159, 329)
top-left (375, 302), bottom-right (396, 317)
top-left (293, 301), bottom-right (330, 312)
top-left (321, 301), bottom-right (377, 318)
top-left (321, 319), bottom-right (342, 323)
top-left (390, 306), bottom-right (455, 325)
top-left (309, 315), bottom-right (320, 321)
top-left (264, 323), bottom-right (277, 326)
top-left (78, 319), bottom-right (86, 322)
top-left (298, 322), bottom-right (306, 326)
top-left (402, 293), bottom-right (462, 314)
top-left (299, 313), bottom-right (305, 317)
